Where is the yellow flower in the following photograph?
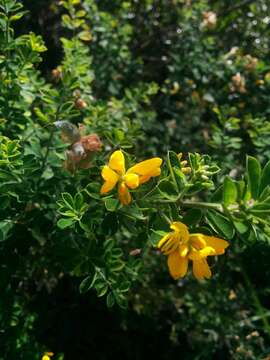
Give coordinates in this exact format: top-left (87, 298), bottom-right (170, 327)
top-left (157, 222), bottom-right (229, 280)
top-left (101, 150), bottom-right (162, 205)
top-left (42, 352), bottom-right (54, 360)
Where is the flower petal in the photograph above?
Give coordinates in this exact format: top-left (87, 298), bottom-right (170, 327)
top-left (188, 246), bottom-right (215, 260)
top-left (161, 235), bottom-right (180, 255)
top-left (127, 158), bottom-right (162, 177)
top-left (124, 173), bottom-right (140, 189)
top-left (157, 233), bottom-right (171, 249)
top-left (109, 150), bottom-right (125, 174)
top-left (170, 222), bottom-right (189, 243)
top-left (118, 182), bottom-right (132, 205)
top-left (198, 234), bottom-right (229, 255)
top-left (100, 165), bottom-right (119, 194)
top-left (168, 251), bottom-right (188, 279)
top-left (192, 258), bottom-right (211, 280)
top-left (179, 243), bottom-right (189, 257)
top-left (189, 234), bottom-right (207, 250)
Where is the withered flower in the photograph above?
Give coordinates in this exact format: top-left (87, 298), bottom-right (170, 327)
top-left (55, 121), bottom-right (102, 173)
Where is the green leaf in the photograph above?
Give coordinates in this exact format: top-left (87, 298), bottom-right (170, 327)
top-left (158, 180), bottom-right (179, 201)
top-left (0, 220), bottom-right (13, 241)
top-left (78, 30), bottom-right (92, 41)
top-left (96, 283), bottom-right (108, 297)
top-left (223, 176), bottom-right (238, 207)
top-left (233, 221), bottom-right (249, 235)
top-left (57, 218), bottom-right (75, 229)
top-left (168, 151), bottom-right (180, 168)
top-left (173, 167), bottom-right (186, 189)
top-left (110, 260), bottom-right (125, 272)
top-left (61, 192), bottom-right (74, 210)
top-left (106, 292), bottom-right (115, 308)
top-left (259, 186), bottom-right (270, 201)
top-left (120, 205), bottom-right (146, 220)
top-left (211, 185), bottom-right (223, 202)
top-left (104, 198), bottom-right (119, 212)
top-left (84, 182), bottom-right (101, 200)
top-left (206, 210), bottom-right (235, 239)
top-left (260, 160), bottom-right (270, 195)
top-left (247, 156), bottom-right (261, 199)
top-left (74, 192), bottom-right (84, 211)
top-left (79, 275), bottom-right (94, 294)
top-left (149, 229), bottom-right (167, 246)
top-left (183, 209), bottom-right (202, 226)
top-left (114, 292), bottom-right (128, 309)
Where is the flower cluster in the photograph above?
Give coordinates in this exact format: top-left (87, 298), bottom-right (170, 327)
top-left (100, 151), bottom-right (229, 281)
top-left (157, 222), bottom-right (229, 280)
top-left (100, 150), bottom-right (162, 205)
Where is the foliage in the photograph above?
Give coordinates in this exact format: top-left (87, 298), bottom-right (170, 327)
top-left (1, 0), bottom-right (270, 359)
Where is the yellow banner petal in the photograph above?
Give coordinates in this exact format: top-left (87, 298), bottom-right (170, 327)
top-left (127, 158), bottom-right (162, 176)
top-left (109, 150), bottom-right (125, 175)
top-left (170, 222), bottom-right (189, 243)
top-left (200, 235), bottom-right (229, 255)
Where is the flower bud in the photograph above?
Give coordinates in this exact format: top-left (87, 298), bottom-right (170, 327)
top-left (244, 55), bottom-right (258, 71)
top-left (231, 72), bottom-right (246, 93)
top-left (75, 98), bottom-right (87, 110)
top-left (51, 68), bottom-right (62, 81)
top-left (80, 134), bottom-right (102, 152)
top-left (202, 11), bottom-right (217, 29)
top-left (129, 248), bottom-right (142, 256)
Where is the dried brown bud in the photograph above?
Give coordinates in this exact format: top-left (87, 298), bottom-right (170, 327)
top-left (75, 98), bottom-right (87, 110)
top-left (64, 134), bottom-right (102, 173)
top-left (231, 73), bottom-right (246, 93)
top-left (244, 55), bottom-right (258, 71)
top-left (202, 11), bottom-right (217, 29)
top-left (228, 289), bottom-right (237, 300)
top-left (51, 68), bottom-right (62, 81)
top-left (80, 134), bottom-right (102, 152)
top-left (129, 249), bottom-right (142, 256)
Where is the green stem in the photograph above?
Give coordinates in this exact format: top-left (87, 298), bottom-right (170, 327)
top-left (180, 200), bottom-right (223, 212)
top-left (153, 198), bottom-right (223, 211)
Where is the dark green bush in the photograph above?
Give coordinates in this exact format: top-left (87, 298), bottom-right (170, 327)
top-left (1, 1), bottom-right (270, 359)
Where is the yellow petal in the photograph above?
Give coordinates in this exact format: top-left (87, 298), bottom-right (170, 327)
top-left (188, 246), bottom-right (215, 260)
top-left (189, 234), bottom-right (206, 250)
top-left (167, 251), bottom-right (188, 279)
top-left (127, 158), bottom-right (162, 177)
top-left (124, 173), bottom-right (140, 189)
top-left (188, 248), bottom-right (201, 261)
top-left (138, 167), bottom-right (161, 184)
top-left (118, 182), bottom-right (132, 205)
top-left (138, 175), bottom-right (151, 184)
top-left (170, 222), bottom-right (189, 243)
top-left (161, 235), bottom-right (180, 255)
top-left (202, 235), bottom-right (229, 255)
top-left (100, 165), bottom-right (119, 194)
top-left (157, 233), bottom-right (171, 249)
top-left (109, 150), bottom-right (125, 175)
top-left (192, 259), bottom-right (211, 280)
top-left (179, 243), bottom-right (189, 257)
